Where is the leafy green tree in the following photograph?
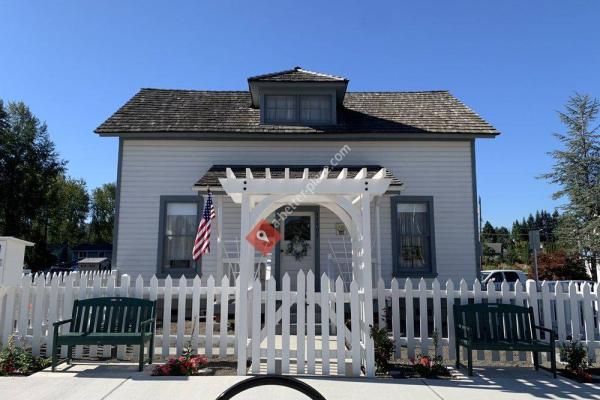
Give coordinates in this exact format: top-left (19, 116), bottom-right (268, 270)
top-left (47, 175), bottom-right (89, 246)
top-left (541, 93), bottom-right (600, 279)
top-left (89, 183), bottom-right (115, 244)
top-left (0, 100), bottom-right (65, 270)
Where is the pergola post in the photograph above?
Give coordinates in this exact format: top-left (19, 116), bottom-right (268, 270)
top-left (237, 193), bottom-right (253, 375)
top-left (360, 193), bottom-right (376, 377)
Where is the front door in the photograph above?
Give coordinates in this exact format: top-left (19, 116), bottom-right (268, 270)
top-left (280, 211), bottom-right (316, 290)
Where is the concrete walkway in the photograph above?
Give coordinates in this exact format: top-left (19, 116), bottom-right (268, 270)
top-left (1, 363), bottom-right (598, 400)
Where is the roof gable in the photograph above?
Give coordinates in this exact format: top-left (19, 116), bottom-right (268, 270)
top-left (248, 66), bottom-right (348, 82)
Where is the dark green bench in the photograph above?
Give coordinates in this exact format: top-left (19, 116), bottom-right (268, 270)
top-left (453, 303), bottom-right (556, 377)
top-left (52, 297), bottom-right (156, 372)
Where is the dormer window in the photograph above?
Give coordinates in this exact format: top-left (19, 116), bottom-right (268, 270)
top-left (265, 95), bottom-right (297, 124)
top-left (264, 94), bottom-right (333, 125)
top-left (248, 67), bottom-right (349, 126)
top-left (300, 95), bottom-right (332, 124)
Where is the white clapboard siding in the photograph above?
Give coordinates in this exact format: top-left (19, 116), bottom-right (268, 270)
top-left (117, 140), bottom-right (477, 284)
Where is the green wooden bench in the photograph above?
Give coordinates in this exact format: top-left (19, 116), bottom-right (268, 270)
top-left (453, 303), bottom-right (556, 377)
top-left (52, 297), bottom-right (156, 372)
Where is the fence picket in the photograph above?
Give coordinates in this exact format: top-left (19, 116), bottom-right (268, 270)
top-left (191, 276), bottom-right (201, 353)
top-left (117, 274), bottom-right (130, 359)
top-left (206, 275), bottom-right (215, 357)
top-left (219, 276), bottom-right (230, 357)
top-left (432, 279), bottom-right (442, 357)
top-left (266, 277), bottom-right (276, 374)
top-left (418, 278), bottom-right (428, 355)
top-left (321, 273), bottom-right (331, 375)
top-left (31, 283), bottom-right (44, 356)
top-left (446, 280), bottom-right (456, 360)
top-left (405, 279), bottom-right (415, 358)
top-left (515, 282), bottom-right (527, 361)
top-left (18, 275), bottom-right (31, 344)
top-left (306, 271), bottom-right (316, 374)
top-left (162, 276), bottom-right (173, 357)
top-left (296, 270), bottom-right (306, 374)
top-left (582, 283), bottom-right (595, 360)
top-left (391, 278), bottom-right (401, 358)
top-left (89, 275), bottom-right (102, 359)
top-left (282, 273), bottom-right (291, 374)
top-left (175, 277), bottom-right (187, 356)
top-left (251, 279), bottom-right (261, 374)
top-left (335, 277), bottom-right (345, 376)
top-left (46, 276), bottom-right (60, 355)
top-left (350, 280), bottom-right (360, 376)
top-left (473, 280), bottom-right (484, 360)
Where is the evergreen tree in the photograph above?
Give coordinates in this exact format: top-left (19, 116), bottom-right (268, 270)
top-left (541, 93), bottom-right (600, 278)
top-left (481, 221), bottom-right (496, 242)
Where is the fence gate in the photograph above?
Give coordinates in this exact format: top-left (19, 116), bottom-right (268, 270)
top-left (245, 270), bottom-right (368, 377)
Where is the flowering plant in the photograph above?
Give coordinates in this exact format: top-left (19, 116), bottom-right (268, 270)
top-left (151, 316), bottom-right (208, 376)
top-left (409, 330), bottom-right (450, 378)
top-left (151, 353), bottom-right (208, 376)
top-left (0, 335), bottom-right (50, 376)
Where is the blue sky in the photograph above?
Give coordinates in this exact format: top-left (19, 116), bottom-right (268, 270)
top-left (1, 0), bottom-right (598, 228)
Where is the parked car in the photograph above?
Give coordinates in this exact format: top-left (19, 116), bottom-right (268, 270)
top-left (481, 270), bottom-right (527, 286)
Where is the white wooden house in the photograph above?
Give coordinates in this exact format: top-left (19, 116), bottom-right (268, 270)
top-left (95, 67), bottom-right (499, 374)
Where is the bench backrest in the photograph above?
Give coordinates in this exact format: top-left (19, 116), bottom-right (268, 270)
top-left (453, 303), bottom-right (536, 343)
top-left (69, 297), bottom-right (156, 334)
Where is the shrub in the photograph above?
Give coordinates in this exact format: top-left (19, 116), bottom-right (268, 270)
top-left (560, 341), bottom-right (593, 382)
top-left (534, 251), bottom-right (589, 281)
top-left (369, 325), bottom-right (395, 373)
top-left (0, 336), bottom-right (51, 375)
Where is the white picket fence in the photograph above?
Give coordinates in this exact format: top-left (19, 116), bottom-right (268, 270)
top-left (1, 272), bottom-right (599, 377)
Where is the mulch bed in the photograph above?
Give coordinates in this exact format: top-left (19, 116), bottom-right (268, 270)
top-left (378, 362), bottom-right (454, 379)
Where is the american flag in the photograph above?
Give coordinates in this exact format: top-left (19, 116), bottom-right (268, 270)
top-left (192, 192), bottom-right (215, 260)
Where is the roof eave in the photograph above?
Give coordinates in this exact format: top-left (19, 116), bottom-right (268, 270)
top-left (94, 130), bottom-right (500, 139)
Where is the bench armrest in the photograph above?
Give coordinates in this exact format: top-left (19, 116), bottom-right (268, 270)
top-left (53, 319), bottom-right (72, 327)
top-left (534, 325), bottom-right (557, 340)
top-left (140, 318), bottom-right (155, 332)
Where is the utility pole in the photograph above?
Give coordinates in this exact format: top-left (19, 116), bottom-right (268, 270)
top-left (529, 230), bottom-right (541, 283)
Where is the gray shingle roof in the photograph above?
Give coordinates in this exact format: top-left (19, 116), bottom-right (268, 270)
top-left (95, 89), bottom-right (499, 136)
top-left (194, 165), bottom-right (403, 192)
top-left (247, 66), bottom-right (348, 82)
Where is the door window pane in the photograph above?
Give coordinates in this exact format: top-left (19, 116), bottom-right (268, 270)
top-left (163, 202), bottom-right (197, 269)
top-left (284, 216), bottom-right (311, 241)
top-left (395, 202), bottom-right (431, 270)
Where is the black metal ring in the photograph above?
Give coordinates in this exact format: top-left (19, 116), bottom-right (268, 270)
top-left (215, 375), bottom-right (327, 400)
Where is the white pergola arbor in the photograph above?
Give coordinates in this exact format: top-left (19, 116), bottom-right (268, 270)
top-left (216, 166), bottom-right (395, 377)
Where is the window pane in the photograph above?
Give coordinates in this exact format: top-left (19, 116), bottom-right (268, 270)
top-left (284, 216), bottom-right (311, 241)
top-left (163, 201), bottom-right (197, 269)
top-left (264, 95), bottom-right (297, 123)
top-left (396, 201), bottom-right (431, 270)
top-left (300, 95), bottom-right (331, 124)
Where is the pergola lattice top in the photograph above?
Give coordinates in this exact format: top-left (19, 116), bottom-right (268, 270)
top-left (193, 165), bottom-right (402, 202)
